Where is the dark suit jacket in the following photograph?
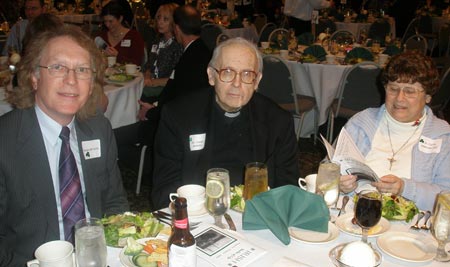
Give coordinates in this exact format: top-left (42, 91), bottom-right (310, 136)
top-left (0, 108), bottom-right (129, 267)
top-left (152, 87), bottom-right (300, 209)
top-left (145, 37), bottom-right (212, 120)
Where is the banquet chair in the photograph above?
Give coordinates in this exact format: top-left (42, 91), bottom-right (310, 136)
top-left (429, 67), bottom-right (450, 120)
top-left (258, 22), bottom-right (277, 46)
top-left (258, 55), bottom-right (317, 141)
top-left (216, 33), bottom-right (230, 45)
top-left (253, 13), bottom-right (267, 34)
top-left (200, 23), bottom-right (225, 51)
top-left (268, 28), bottom-right (289, 49)
top-left (402, 16), bottom-right (437, 55)
top-left (438, 25), bottom-right (450, 57)
top-left (404, 34), bottom-right (428, 55)
top-left (326, 62), bottom-right (383, 142)
top-left (330, 30), bottom-right (355, 45)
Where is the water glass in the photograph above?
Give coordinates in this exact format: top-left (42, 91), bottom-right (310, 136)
top-left (431, 191), bottom-right (450, 261)
top-left (243, 162), bottom-right (268, 200)
top-left (316, 160), bottom-right (340, 208)
top-left (75, 217), bottom-right (107, 267)
top-left (205, 168), bottom-right (230, 228)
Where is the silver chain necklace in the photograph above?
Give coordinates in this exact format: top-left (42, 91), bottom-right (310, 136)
top-left (386, 119), bottom-right (420, 170)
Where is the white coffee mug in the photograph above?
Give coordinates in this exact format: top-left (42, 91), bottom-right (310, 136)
top-left (326, 54), bottom-right (336, 64)
top-left (125, 64), bottom-right (141, 75)
top-left (298, 174), bottom-right (317, 193)
top-left (280, 49), bottom-right (289, 60)
top-left (169, 184), bottom-right (206, 213)
top-left (107, 56), bottom-right (117, 67)
top-left (378, 53), bottom-right (389, 65)
top-left (261, 42), bottom-right (270, 49)
top-left (27, 240), bottom-right (75, 267)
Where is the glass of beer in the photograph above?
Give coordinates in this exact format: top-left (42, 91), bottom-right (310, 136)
top-left (243, 162), bottom-right (268, 200)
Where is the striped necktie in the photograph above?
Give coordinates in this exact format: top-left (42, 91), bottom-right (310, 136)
top-left (59, 126), bottom-right (85, 242)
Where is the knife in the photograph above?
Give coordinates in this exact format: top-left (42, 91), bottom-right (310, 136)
top-left (224, 213), bottom-right (236, 231)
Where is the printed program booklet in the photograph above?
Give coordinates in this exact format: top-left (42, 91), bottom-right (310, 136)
top-left (321, 128), bottom-right (380, 183)
top-left (192, 224), bottom-right (266, 267)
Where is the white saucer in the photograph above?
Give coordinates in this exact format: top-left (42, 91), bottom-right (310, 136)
top-left (335, 213), bottom-right (390, 237)
top-left (188, 206), bottom-right (208, 218)
top-left (289, 222), bottom-right (339, 244)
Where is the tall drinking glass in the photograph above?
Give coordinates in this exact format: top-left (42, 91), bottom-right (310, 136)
top-left (431, 191), bottom-right (450, 261)
top-left (75, 217), bottom-right (107, 267)
top-left (355, 190), bottom-right (382, 243)
top-left (316, 160), bottom-right (340, 210)
top-left (243, 162), bottom-right (268, 200)
top-left (205, 168), bottom-right (230, 228)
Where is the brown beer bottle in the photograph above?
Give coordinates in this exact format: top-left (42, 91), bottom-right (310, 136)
top-left (168, 197), bottom-right (196, 267)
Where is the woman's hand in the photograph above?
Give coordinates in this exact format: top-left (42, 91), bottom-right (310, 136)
top-left (372, 175), bottom-right (404, 195)
top-left (144, 72), bottom-right (154, 87)
top-left (340, 175), bottom-right (357, 193)
top-left (138, 100), bottom-right (155, 121)
top-left (104, 46), bottom-right (118, 57)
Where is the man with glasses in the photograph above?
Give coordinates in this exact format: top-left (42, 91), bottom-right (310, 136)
top-left (2, 0), bottom-right (45, 56)
top-left (0, 26), bottom-right (129, 266)
top-left (151, 37), bottom-right (300, 209)
top-left (339, 51), bottom-right (450, 211)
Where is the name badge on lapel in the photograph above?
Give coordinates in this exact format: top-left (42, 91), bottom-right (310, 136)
top-left (121, 39), bottom-right (131, 47)
top-left (189, 134), bottom-right (206, 151)
top-left (82, 139), bottom-right (101, 159)
top-left (151, 44), bottom-right (158, 53)
top-left (418, 135), bottom-right (442, 154)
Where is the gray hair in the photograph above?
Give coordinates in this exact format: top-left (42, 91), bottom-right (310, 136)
top-left (208, 37), bottom-right (263, 73)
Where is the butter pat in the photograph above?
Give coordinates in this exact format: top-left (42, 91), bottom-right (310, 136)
top-left (340, 241), bottom-right (376, 267)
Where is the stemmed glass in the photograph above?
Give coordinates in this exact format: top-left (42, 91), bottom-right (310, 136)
top-left (431, 190), bottom-right (450, 261)
top-left (205, 168), bottom-right (230, 228)
top-left (355, 189), bottom-right (382, 243)
top-left (316, 160), bottom-right (340, 219)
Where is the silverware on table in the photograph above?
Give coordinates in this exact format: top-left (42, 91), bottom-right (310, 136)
top-left (224, 213), bottom-right (236, 231)
top-left (410, 211), bottom-right (425, 230)
top-left (151, 211), bottom-right (201, 229)
top-left (337, 195), bottom-right (349, 217)
top-left (420, 210), bottom-right (432, 230)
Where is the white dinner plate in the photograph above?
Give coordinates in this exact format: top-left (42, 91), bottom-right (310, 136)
top-left (120, 236), bottom-right (169, 267)
top-left (335, 213), bottom-right (390, 237)
top-left (289, 222), bottom-right (339, 244)
top-left (377, 231), bottom-right (437, 263)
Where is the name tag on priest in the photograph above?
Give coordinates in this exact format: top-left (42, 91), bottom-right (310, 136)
top-left (82, 139), bottom-right (101, 159)
top-left (121, 39), bottom-right (131, 47)
top-left (418, 135), bottom-right (441, 154)
top-left (189, 134), bottom-right (206, 151)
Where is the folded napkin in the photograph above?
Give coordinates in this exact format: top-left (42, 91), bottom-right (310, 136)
top-left (242, 185), bottom-right (329, 245)
top-left (383, 45), bottom-right (402, 56)
top-left (345, 47), bottom-right (374, 63)
top-left (303, 45), bottom-right (327, 61)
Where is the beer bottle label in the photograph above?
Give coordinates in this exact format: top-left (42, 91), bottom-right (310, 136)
top-left (173, 218), bottom-right (188, 229)
top-left (169, 243), bottom-right (197, 267)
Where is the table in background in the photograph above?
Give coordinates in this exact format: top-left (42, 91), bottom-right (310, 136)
top-left (58, 13), bottom-right (100, 25)
top-left (106, 204), bottom-right (448, 267)
top-left (336, 18), bottom-right (396, 40)
top-left (104, 73), bottom-right (143, 129)
top-left (224, 25), bottom-right (259, 43)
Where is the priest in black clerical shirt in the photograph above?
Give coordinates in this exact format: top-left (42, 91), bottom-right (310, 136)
top-left (151, 37), bottom-right (300, 209)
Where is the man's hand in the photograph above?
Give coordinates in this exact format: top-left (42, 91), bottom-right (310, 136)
top-left (138, 100), bottom-right (155, 121)
top-left (372, 174), bottom-right (404, 195)
top-left (340, 174), bottom-right (357, 193)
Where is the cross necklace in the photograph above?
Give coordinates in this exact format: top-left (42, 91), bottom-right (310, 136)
top-left (386, 119), bottom-right (420, 170)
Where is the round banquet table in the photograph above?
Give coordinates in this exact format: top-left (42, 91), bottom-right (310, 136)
top-left (104, 73), bottom-right (144, 129)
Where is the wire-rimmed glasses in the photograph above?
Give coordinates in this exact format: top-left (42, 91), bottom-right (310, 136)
top-left (38, 64), bottom-right (95, 80)
top-left (385, 83), bottom-right (425, 99)
top-left (211, 67), bottom-right (257, 84)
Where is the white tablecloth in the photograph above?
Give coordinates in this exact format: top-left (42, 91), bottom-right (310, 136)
top-left (224, 26), bottom-right (259, 43)
top-left (336, 18), bottom-right (396, 40)
top-left (104, 73), bottom-right (143, 129)
top-left (106, 205), bottom-right (448, 267)
top-left (0, 87), bottom-right (12, 117)
top-left (287, 61), bottom-right (351, 137)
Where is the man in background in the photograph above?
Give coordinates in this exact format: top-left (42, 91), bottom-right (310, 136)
top-left (284, 0), bottom-right (334, 36)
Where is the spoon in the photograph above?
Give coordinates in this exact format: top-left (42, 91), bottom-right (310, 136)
top-left (337, 195), bottom-right (349, 217)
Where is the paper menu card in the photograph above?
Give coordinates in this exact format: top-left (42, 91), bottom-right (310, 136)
top-left (192, 224), bottom-right (266, 267)
top-left (321, 128), bottom-right (379, 182)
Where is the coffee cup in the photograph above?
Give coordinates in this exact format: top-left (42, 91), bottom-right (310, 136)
top-left (261, 42), bottom-right (270, 49)
top-left (378, 53), bottom-right (389, 65)
top-left (298, 174), bottom-right (317, 193)
top-left (169, 184), bottom-right (206, 214)
top-left (107, 56), bottom-right (116, 67)
top-left (280, 49), bottom-right (289, 60)
top-left (326, 54), bottom-right (336, 64)
top-left (27, 240), bottom-right (75, 267)
top-left (125, 64), bottom-right (141, 75)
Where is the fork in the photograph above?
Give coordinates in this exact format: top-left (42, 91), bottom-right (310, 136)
top-left (410, 211), bottom-right (425, 230)
top-left (420, 211), bottom-right (432, 230)
top-left (152, 211), bottom-right (201, 229)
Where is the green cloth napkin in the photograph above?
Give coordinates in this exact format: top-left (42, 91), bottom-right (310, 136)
top-left (345, 47), bottom-right (374, 62)
top-left (303, 45), bottom-right (327, 61)
top-left (383, 45), bottom-right (402, 56)
top-left (242, 185), bottom-right (329, 245)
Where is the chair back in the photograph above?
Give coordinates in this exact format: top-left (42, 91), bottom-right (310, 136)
top-left (200, 23), bottom-right (225, 51)
top-left (216, 33), bottom-right (230, 45)
top-left (429, 67), bottom-right (450, 119)
top-left (334, 61), bottom-right (383, 118)
top-left (438, 25), bottom-right (450, 57)
top-left (330, 30), bottom-right (355, 45)
top-left (268, 28), bottom-right (290, 50)
top-left (258, 22), bottom-right (277, 46)
top-left (253, 14), bottom-right (268, 34)
top-left (404, 34), bottom-right (428, 55)
top-left (258, 55), bottom-right (298, 114)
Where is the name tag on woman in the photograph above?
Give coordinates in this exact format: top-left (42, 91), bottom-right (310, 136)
top-left (121, 39), bottom-right (131, 47)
